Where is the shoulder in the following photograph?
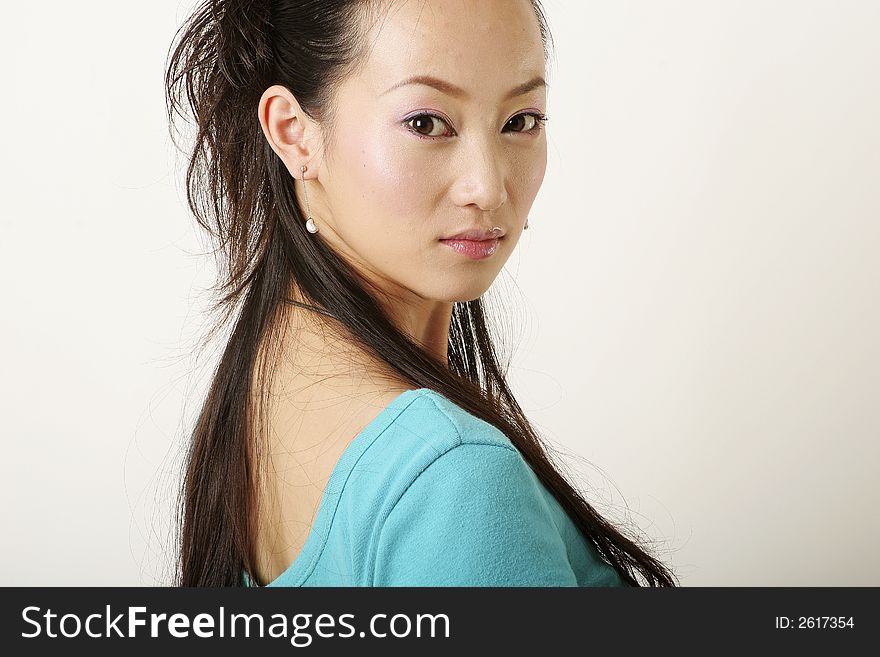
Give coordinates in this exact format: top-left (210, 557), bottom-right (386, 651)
top-left (347, 390), bottom-right (578, 586)
top-left (385, 387), bottom-right (515, 451)
top-left (345, 388), bottom-right (530, 506)
top-left (345, 388), bottom-right (519, 499)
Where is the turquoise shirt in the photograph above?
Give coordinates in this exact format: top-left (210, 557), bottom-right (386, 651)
top-left (243, 388), bottom-right (626, 587)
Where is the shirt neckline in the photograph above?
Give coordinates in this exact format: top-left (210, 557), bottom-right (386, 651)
top-left (244, 387), bottom-right (433, 587)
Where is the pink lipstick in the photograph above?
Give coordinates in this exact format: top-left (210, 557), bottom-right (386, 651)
top-left (439, 227), bottom-right (505, 260)
top-left (440, 237), bottom-right (501, 259)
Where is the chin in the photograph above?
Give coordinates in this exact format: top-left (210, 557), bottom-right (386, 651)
top-left (432, 278), bottom-right (496, 304)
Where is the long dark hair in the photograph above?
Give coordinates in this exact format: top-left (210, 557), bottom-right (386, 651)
top-left (164, 0), bottom-right (678, 587)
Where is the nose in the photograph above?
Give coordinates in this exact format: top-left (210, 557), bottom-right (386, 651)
top-left (450, 137), bottom-right (508, 212)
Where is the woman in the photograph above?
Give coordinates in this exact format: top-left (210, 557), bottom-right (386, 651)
top-left (164, 0), bottom-right (677, 587)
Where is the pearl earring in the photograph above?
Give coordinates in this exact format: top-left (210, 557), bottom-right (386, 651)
top-left (301, 165), bottom-right (318, 234)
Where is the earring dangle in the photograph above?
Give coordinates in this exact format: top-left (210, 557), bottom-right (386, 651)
top-left (301, 165), bottom-right (318, 234)
top-left (524, 217), bottom-right (530, 230)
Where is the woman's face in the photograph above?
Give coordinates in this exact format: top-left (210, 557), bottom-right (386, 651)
top-left (301, 0), bottom-right (547, 305)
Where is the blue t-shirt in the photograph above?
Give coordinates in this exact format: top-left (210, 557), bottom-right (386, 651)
top-left (243, 388), bottom-right (627, 587)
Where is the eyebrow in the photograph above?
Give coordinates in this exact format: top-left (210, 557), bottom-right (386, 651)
top-left (381, 74), bottom-right (547, 101)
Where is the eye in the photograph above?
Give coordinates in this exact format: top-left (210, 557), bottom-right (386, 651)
top-left (506, 112), bottom-right (549, 134)
top-left (406, 114), bottom-right (452, 139)
top-left (404, 112), bottom-right (549, 141)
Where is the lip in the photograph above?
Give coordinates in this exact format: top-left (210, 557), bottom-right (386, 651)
top-left (439, 236), bottom-right (501, 259)
top-left (441, 227), bottom-right (506, 241)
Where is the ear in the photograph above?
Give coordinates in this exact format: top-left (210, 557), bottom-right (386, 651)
top-left (257, 85), bottom-right (322, 179)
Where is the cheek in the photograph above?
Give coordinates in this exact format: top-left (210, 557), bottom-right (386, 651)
top-left (339, 130), bottom-right (436, 239)
top-left (522, 143), bottom-right (548, 195)
top-left (502, 146), bottom-right (546, 214)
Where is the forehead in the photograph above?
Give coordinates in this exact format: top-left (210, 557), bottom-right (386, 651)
top-left (359, 0), bottom-right (545, 96)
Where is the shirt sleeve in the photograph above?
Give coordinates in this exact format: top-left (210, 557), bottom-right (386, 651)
top-left (371, 442), bottom-right (579, 586)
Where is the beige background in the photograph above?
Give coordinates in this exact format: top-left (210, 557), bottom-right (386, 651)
top-left (0, 0), bottom-right (876, 585)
